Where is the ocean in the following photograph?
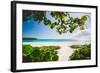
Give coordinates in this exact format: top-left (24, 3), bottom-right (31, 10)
top-left (23, 39), bottom-right (76, 42)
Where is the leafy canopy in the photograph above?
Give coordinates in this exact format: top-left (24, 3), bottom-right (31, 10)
top-left (23, 10), bottom-right (88, 34)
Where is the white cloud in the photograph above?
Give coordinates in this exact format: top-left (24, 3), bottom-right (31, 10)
top-left (73, 29), bottom-right (91, 41)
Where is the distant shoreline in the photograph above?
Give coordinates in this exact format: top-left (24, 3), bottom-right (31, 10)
top-left (23, 38), bottom-right (37, 40)
top-left (23, 38), bottom-right (77, 41)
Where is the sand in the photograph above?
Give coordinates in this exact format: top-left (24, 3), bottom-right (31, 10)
top-left (57, 44), bottom-right (74, 61)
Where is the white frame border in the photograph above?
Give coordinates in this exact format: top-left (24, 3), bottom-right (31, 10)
top-left (15, 3), bottom-right (97, 70)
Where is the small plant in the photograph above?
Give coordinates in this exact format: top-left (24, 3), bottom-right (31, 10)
top-left (69, 44), bottom-right (91, 60)
top-left (23, 45), bottom-right (33, 56)
top-left (70, 45), bottom-right (82, 49)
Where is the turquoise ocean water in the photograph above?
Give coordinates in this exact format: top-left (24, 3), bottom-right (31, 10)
top-left (23, 39), bottom-right (76, 42)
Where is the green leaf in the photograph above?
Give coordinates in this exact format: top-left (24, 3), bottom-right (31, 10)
top-left (66, 19), bottom-right (71, 23)
top-left (52, 55), bottom-right (58, 61)
top-left (73, 23), bottom-right (79, 29)
top-left (56, 28), bottom-right (62, 34)
top-left (32, 48), bottom-right (40, 57)
top-left (70, 17), bottom-right (74, 21)
top-left (50, 24), bottom-right (55, 29)
top-left (73, 18), bottom-right (80, 23)
top-left (69, 25), bottom-right (75, 33)
top-left (81, 16), bottom-right (87, 22)
top-left (54, 22), bottom-right (58, 25)
top-left (51, 12), bottom-right (55, 17)
top-left (42, 52), bottom-right (51, 61)
top-left (69, 29), bottom-right (73, 33)
top-left (80, 26), bottom-right (85, 30)
top-left (44, 18), bottom-right (51, 25)
top-left (61, 14), bottom-right (65, 19)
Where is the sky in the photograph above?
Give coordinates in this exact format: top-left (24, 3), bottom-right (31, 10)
top-left (23, 11), bottom-right (91, 39)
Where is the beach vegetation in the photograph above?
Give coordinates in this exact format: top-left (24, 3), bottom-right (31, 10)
top-left (69, 44), bottom-right (91, 60)
top-left (23, 45), bottom-right (60, 62)
top-left (70, 45), bottom-right (83, 49)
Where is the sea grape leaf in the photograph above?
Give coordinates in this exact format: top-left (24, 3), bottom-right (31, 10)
top-left (50, 24), bottom-right (55, 29)
top-left (44, 18), bottom-right (51, 25)
top-left (80, 26), bottom-right (85, 30)
top-left (80, 16), bottom-right (87, 25)
top-left (81, 16), bottom-right (87, 22)
top-left (73, 23), bottom-right (79, 29)
top-left (66, 19), bottom-right (71, 24)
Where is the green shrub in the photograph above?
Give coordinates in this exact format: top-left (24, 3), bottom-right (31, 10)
top-left (31, 47), bottom-right (41, 57)
top-left (31, 57), bottom-right (41, 62)
top-left (23, 56), bottom-right (32, 62)
top-left (70, 45), bottom-right (82, 49)
top-left (69, 44), bottom-right (91, 60)
top-left (22, 45), bottom-right (60, 62)
top-left (42, 52), bottom-right (51, 61)
top-left (52, 55), bottom-right (58, 61)
top-left (23, 45), bottom-right (33, 56)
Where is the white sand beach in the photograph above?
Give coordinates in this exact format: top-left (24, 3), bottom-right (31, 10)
top-left (23, 41), bottom-right (89, 61)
